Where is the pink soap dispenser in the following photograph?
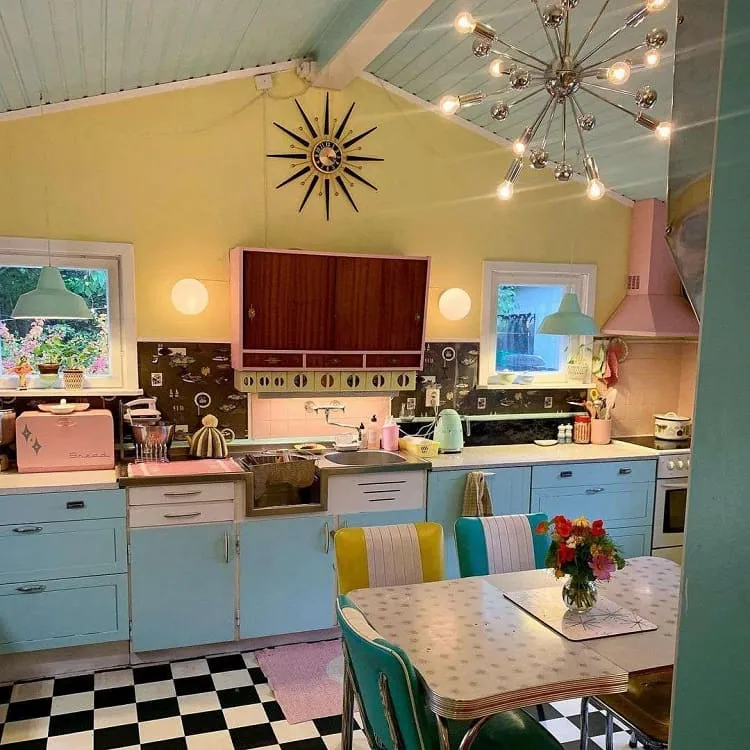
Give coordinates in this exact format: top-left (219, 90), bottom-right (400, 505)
top-left (381, 417), bottom-right (399, 452)
top-left (365, 415), bottom-right (381, 450)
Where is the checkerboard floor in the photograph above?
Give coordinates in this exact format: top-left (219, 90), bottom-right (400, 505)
top-left (0, 647), bottom-right (633, 749)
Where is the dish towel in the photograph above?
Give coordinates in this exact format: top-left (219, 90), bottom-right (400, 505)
top-left (462, 471), bottom-right (494, 517)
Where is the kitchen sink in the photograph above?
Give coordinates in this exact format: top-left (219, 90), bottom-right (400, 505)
top-left (324, 451), bottom-right (408, 466)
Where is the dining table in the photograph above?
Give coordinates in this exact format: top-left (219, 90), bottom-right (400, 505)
top-left (347, 556), bottom-right (681, 750)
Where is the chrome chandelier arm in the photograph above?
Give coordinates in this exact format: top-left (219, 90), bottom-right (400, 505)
top-left (492, 37), bottom-right (549, 68)
top-left (563, 5), bottom-right (571, 57)
top-left (584, 81), bottom-right (638, 98)
top-left (577, 23), bottom-right (632, 67)
top-left (561, 99), bottom-right (568, 164)
top-left (508, 85), bottom-right (547, 109)
top-left (532, 0), bottom-right (560, 59)
top-left (581, 43), bottom-right (647, 73)
top-left (489, 49), bottom-right (546, 73)
top-left (580, 85), bottom-right (639, 117)
top-left (572, 0), bottom-right (613, 61)
top-left (541, 98), bottom-right (560, 149)
top-left (554, 27), bottom-right (566, 59)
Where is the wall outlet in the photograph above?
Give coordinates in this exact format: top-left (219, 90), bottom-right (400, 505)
top-left (477, 397), bottom-right (487, 410)
top-left (254, 73), bottom-right (273, 91)
top-left (426, 386), bottom-right (441, 408)
top-left (544, 396), bottom-right (553, 409)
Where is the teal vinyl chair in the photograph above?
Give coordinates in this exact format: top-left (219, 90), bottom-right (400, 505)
top-left (455, 514), bottom-right (550, 578)
top-left (337, 596), bottom-right (563, 750)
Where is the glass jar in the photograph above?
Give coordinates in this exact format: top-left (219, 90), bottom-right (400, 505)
top-left (573, 414), bottom-right (591, 444)
top-left (562, 577), bottom-right (598, 613)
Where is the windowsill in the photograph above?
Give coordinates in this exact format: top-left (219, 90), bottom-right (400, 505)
top-left (0, 387), bottom-right (143, 398)
top-left (479, 382), bottom-right (595, 390)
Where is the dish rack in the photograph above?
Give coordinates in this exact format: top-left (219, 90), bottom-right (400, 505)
top-left (239, 450), bottom-right (318, 502)
top-left (399, 436), bottom-right (440, 459)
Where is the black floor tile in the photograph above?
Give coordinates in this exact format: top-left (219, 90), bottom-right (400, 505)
top-left (134, 664), bottom-right (174, 685)
top-left (0, 683), bottom-right (11, 703)
top-left (279, 739), bottom-right (328, 750)
top-left (262, 700), bottom-right (284, 722)
top-left (94, 685), bottom-right (136, 709)
top-left (49, 709), bottom-right (95, 736)
top-left (247, 668), bottom-right (267, 685)
top-left (218, 686), bottom-right (260, 709)
top-left (52, 674), bottom-right (95, 696)
top-left (569, 711), bottom-right (626, 735)
top-left (207, 654), bottom-right (247, 673)
top-left (181, 709), bottom-right (227, 736)
top-left (142, 739), bottom-right (189, 750)
top-left (562, 741), bottom-right (599, 750)
top-left (94, 723), bottom-right (140, 749)
top-left (312, 715), bottom-right (343, 736)
top-left (229, 722), bottom-right (277, 749)
top-left (6, 697), bottom-right (53, 722)
top-left (524, 703), bottom-right (564, 722)
top-left (137, 697), bottom-right (181, 722)
top-left (174, 675), bottom-right (215, 696)
top-left (0, 740), bottom-right (47, 750)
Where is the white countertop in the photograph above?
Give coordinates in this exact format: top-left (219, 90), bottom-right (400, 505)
top-left (0, 469), bottom-right (120, 495)
top-left (429, 440), bottom-right (658, 471)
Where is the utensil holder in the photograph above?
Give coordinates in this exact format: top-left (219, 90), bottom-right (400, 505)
top-left (590, 419), bottom-right (612, 445)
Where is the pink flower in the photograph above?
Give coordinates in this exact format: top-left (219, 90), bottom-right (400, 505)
top-left (589, 553), bottom-right (617, 581)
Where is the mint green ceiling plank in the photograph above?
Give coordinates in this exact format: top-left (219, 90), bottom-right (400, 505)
top-left (78, 0), bottom-right (107, 96)
top-left (133, 0), bottom-right (180, 87)
top-left (0, 3), bottom-right (34, 109)
top-left (103, 0), bottom-right (129, 93)
top-left (0, 0), bottom-right (41, 107)
top-left (200, 0), bottom-right (262, 76)
top-left (314, 0), bottom-right (382, 70)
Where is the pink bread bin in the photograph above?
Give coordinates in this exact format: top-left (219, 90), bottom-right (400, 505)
top-left (16, 410), bottom-right (115, 473)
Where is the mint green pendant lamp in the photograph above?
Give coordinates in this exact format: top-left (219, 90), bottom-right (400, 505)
top-left (12, 265), bottom-right (92, 319)
top-left (538, 291), bottom-right (599, 335)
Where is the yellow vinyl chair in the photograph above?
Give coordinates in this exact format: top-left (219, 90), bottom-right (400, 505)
top-left (334, 521), bottom-right (445, 595)
top-left (334, 522), bottom-right (445, 750)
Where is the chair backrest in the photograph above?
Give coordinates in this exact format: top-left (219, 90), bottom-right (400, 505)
top-left (337, 596), bottom-right (430, 750)
top-left (334, 522), bottom-right (444, 595)
top-left (455, 513), bottom-right (549, 577)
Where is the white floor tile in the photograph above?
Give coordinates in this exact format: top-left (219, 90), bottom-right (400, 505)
top-left (550, 697), bottom-right (591, 717)
top-left (1, 717), bottom-right (50, 743)
top-left (51, 691), bottom-right (95, 715)
top-left (593, 730), bottom-right (635, 749)
top-left (0, 704), bottom-right (7, 724)
top-left (171, 659), bottom-right (210, 679)
top-left (186, 729), bottom-right (235, 749)
top-left (178, 691), bottom-right (221, 715)
top-left (135, 679), bottom-right (177, 703)
top-left (139, 716), bottom-right (184, 744)
top-left (94, 703), bottom-right (138, 729)
top-left (46, 730), bottom-right (95, 750)
top-left (272, 719), bottom-right (321, 743)
top-left (222, 704), bottom-right (268, 728)
top-left (242, 652), bottom-right (259, 668)
top-left (539, 717), bottom-right (584, 743)
top-left (255, 683), bottom-right (275, 702)
top-left (323, 729), bottom-right (370, 750)
top-left (212, 669), bottom-right (253, 691)
top-left (94, 669), bottom-right (134, 690)
top-left (11, 679), bottom-right (54, 702)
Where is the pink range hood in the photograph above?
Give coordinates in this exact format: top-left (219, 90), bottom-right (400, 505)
top-left (602, 198), bottom-right (699, 338)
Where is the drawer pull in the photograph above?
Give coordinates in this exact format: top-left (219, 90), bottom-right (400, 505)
top-left (224, 531), bottom-right (230, 564)
top-left (163, 511), bottom-right (202, 519)
top-left (560, 471), bottom-right (573, 478)
top-left (357, 480), bottom-right (407, 487)
top-left (12, 526), bottom-right (43, 534)
top-left (363, 489), bottom-right (401, 495)
top-left (586, 487), bottom-right (605, 494)
top-left (163, 490), bottom-right (202, 498)
top-left (66, 500), bottom-right (85, 509)
top-left (17, 584), bottom-right (46, 594)
top-left (619, 468), bottom-right (632, 475)
top-left (324, 521), bottom-right (331, 554)
top-left (368, 497), bottom-right (395, 502)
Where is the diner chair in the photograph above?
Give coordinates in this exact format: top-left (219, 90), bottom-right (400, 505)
top-left (334, 522), bottom-right (445, 750)
top-left (581, 669), bottom-right (672, 750)
top-left (337, 596), bottom-right (565, 750)
top-left (454, 513), bottom-right (550, 578)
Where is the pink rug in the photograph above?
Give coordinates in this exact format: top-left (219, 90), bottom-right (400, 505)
top-left (255, 640), bottom-right (344, 724)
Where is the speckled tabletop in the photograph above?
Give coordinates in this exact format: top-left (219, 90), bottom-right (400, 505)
top-left (350, 556), bottom-right (680, 720)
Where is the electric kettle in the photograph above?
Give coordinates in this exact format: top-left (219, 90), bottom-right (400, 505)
top-left (433, 409), bottom-right (464, 454)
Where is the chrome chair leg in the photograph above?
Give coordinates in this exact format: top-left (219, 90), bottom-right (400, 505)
top-left (580, 697), bottom-right (590, 750)
top-left (605, 710), bottom-right (614, 750)
top-left (342, 658), bottom-right (354, 750)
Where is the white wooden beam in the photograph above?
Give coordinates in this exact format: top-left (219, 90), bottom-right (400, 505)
top-left (313, 0), bottom-right (434, 91)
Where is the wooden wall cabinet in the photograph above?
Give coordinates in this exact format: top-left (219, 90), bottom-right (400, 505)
top-left (231, 247), bottom-right (429, 370)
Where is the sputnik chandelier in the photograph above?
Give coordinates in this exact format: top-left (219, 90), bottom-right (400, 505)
top-left (440, 0), bottom-right (673, 201)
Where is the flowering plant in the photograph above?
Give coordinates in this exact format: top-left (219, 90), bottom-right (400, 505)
top-left (536, 515), bottom-right (625, 583)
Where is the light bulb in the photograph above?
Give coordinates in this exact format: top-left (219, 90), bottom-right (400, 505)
top-left (646, 0), bottom-right (669, 10)
top-left (586, 179), bottom-right (606, 200)
top-left (644, 49), bottom-right (661, 67)
top-left (438, 94), bottom-right (461, 116)
top-left (497, 181), bottom-right (514, 200)
top-left (489, 59), bottom-right (505, 77)
top-left (512, 139), bottom-right (527, 156)
top-left (655, 121), bottom-right (672, 140)
top-left (607, 61), bottom-right (631, 84)
top-left (454, 11), bottom-right (476, 34)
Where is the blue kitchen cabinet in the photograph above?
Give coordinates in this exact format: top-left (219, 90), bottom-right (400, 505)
top-left (130, 523), bottom-right (235, 652)
top-left (427, 468), bottom-right (532, 579)
top-left (339, 508), bottom-right (426, 529)
top-left (239, 515), bottom-right (336, 639)
top-left (608, 526), bottom-right (653, 559)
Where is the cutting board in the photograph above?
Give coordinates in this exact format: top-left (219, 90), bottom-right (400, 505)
top-left (127, 458), bottom-right (243, 478)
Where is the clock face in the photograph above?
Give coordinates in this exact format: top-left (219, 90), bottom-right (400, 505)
top-left (312, 139), bottom-right (343, 174)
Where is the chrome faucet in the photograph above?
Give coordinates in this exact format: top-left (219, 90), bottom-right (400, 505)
top-left (306, 401), bottom-right (364, 445)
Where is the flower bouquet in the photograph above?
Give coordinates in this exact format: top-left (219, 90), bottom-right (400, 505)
top-left (536, 515), bottom-right (625, 613)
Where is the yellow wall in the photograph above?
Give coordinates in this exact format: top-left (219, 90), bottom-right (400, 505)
top-left (0, 71), bottom-right (631, 341)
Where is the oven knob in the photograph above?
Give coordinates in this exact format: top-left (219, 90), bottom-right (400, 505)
top-left (668, 460), bottom-right (676, 470)
top-left (677, 460), bottom-right (685, 470)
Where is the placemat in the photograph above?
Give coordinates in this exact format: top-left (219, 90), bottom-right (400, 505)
top-left (504, 586), bottom-right (658, 641)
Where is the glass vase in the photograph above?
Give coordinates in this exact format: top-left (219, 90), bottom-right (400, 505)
top-left (562, 577), bottom-right (598, 614)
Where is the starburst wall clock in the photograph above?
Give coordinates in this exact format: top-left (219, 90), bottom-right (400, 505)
top-left (268, 92), bottom-right (383, 221)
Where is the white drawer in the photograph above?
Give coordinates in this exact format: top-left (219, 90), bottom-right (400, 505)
top-left (128, 481), bottom-right (236, 506)
top-left (326, 471), bottom-right (426, 514)
top-left (129, 501), bottom-right (234, 528)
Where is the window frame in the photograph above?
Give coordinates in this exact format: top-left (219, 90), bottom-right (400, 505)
top-left (480, 260), bottom-right (597, 387)
top-left (0, 236), bottom-right (137, 391)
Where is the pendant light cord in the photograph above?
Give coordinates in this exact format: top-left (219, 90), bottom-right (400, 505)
top-left (39, 93), bottom-right (52, 268)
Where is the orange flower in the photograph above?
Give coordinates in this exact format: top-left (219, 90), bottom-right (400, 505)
top-left (553, 515), bottom-right (573, 538)
top-left (536, 520), bottom-right (549, 535)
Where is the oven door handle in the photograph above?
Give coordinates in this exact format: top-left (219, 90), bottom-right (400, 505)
top-left (660, 483), bottom-right (688, 490)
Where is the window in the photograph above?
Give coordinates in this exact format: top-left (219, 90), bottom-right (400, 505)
top-left (480, 261), bottom-right (596, 386)
top-left (0, 237), bottom-right (137, 391)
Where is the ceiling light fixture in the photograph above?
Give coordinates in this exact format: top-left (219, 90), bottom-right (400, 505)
top-left (442, 1), bottom-right (672, 201)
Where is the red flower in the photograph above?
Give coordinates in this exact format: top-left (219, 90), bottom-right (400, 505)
top-left (553, 515), bottom-right (573, 538)
top-left (591, 519), bottom-right (606, 537)
top-left (535, 520), bottom-right (549, 535)
top-left (557, 544), bottom-right (576, 565)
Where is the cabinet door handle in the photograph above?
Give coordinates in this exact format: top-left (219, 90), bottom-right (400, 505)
top-left (247, 305), bottom-right (256, 320)
top-left (66, 500), bottom-right (85, 509)
top-left (163, 511), bottom-right (202, 519)
top-left (163, 490), bottom-right (202, 498)
top-left (560, 471), bottom-right (573, 478)
top-left (224, 531), bottom-right (230, 564)
top-left (324, 521), bottom-right (331, 554)
top-left (619, 468), bottom-right (632, 475)
top-left (415, 312), bottom-right (422, 322)
top-left (368, 497), bottom-right (395, 502)
top-left (266, 357), bottom-right (281, 365)
top-left (12, 526), bottom-right (43, 534)
top-left (17, 584), bottom-right (46, 594)
top-left (586, 487), bottom-right (605, 494)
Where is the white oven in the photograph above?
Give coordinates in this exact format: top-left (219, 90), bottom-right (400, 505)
top-left (652, 454), bottom-right (690, 564)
